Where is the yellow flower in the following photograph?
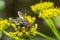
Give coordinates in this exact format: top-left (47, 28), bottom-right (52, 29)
top-left (0, 19), bottom-right (11, 30)
top-left (43, 13), bottom-right (49, 18)
top-left (0, 21), bottom-right (3, 24)
top-left (22, 27), bottom-right (25, 30)
top-left (9, 32), bottom-right (15, 37)
top-left (34, 24), bottom-right (38, 29)
top-left (0, 24), bottom-right (4, 30)
top-left (22, 29), bottom-right (26, 32)
top-left (25, 15), bottom-right (36, 24)
top-left (26, 16), bottom-right (32, 23)
top-left (31, 6), bottom-right (36, 12)
top-left (39, 8), bottom-right (60, 18)
top-left (11, 23), bottom-right (19, 31)
top-left (30, 27), bottom-right (37, 36)
top-left (30, 27), bottom-right (35, 32)
top-left (25, 31), bottom-right (30, 36)
top-left (29, 24), bottom-right (38, 36)
top-left (53, 12), bottom-right (58, 16)
top-left (3, 19), bottom-right (9, 24)
top-left (30, 24), bottom-right (38, 33)
top-left (22, 27), bottom-right (26, 32)
top-left (32, 17), bottom-right (36, 23)
top-left (11, 23), bottom-right (16, 28)
top-left (18, 32), bottom-right (22, 36)
top-left (31, 2), bottom-right (54, 13)
top-left (13, 32), bottom-right (18, 35)
top-left (0, 19), bottom-right (9, 25)
top-left (15, 37), bottom-right (19, 40)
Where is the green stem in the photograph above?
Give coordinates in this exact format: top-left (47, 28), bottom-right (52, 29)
top-left (0, 31), bottom-right (2, 38)
top-left (36, 31), bottom-right (55, 40)
top-left (49, 18), bottom-right (59, 36)
top-left (2, 30), bottom-right (15, 39)
top-left (45, 19), bottom-right (60, 40)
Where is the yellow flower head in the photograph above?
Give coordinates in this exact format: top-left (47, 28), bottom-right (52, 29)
top-left (18, 32), bottom-right (23, 36)
top-left (30, 24), bottom-right (38, 35)
top-left (25, 31), bottom-right (30, 36)
top-left (0, 21), bottom-right (3, 24)
top-left (3, 19), bottom-right (9, 24)
top-left (9, 32), bottom-right (16, 37)
top-left (39, 8), bottom-right (60, 18)
top-left (0, 19), bottom-right (9, 24)
top-left (31, 2), bottom-right (54, 13)
top-left (25, 15), bottom-right (36, 24)
top-left (0, 19), bottom-right (11, 30)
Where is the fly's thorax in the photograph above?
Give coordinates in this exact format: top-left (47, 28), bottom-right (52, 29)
top-left (19, 19), bottom-right (29, 25)
top-left (11, 18), bottom-right (32, 28)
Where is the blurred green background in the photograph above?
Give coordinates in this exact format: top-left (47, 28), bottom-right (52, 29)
top-left (0, 0), bottom-right (60, 40)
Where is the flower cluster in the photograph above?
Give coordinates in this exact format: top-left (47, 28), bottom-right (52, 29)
top-left (0, 15), bottom-right (37, 40)
top-left (31, 2), bottom-right (60, 19)
top-left (9, 15), bottom-right (37, 40)
top-left (39, 8), bottom-right (60, 18)
top-left (31, 1), bottom-right (60, 40)
top-left (0, 19), bottom-right (10, 30)
top-left (31, 2), bottom-right (54, 13)
top-left (25, 15), bottom-right (36, 24)
top-left (9, 23), bottom-right (38, 40)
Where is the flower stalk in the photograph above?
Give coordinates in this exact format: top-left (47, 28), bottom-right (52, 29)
top-left (36, 31), bottom-right (55, 40)
top-left (49, 18), bottom-right (59, 35)
top-left (45, 18), bottom-right (60, 40)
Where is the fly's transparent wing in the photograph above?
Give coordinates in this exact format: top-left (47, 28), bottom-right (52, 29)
top-left (18, 11), bottom-right (29, 25)
top-left (18, 11), bottom-right (24, 19)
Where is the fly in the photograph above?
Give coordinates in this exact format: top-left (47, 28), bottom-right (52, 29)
top-left (11, 11), bottom-right (31, 28)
